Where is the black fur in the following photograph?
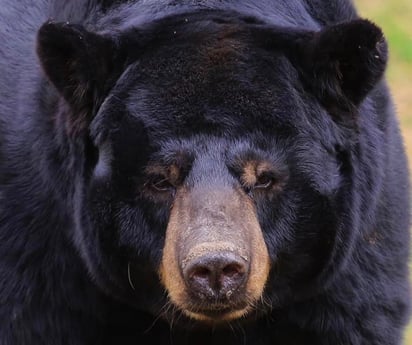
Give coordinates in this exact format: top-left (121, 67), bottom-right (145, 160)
top-left (0, 1), bottom-right (410, 344)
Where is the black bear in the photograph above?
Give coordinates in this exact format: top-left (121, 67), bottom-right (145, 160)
top-left (0, 0), bottom-right (410, 344)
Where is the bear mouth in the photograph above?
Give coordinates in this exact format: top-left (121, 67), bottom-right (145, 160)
top-left (183, 307), bottom-right (251, 323)
top-left (181, 301), bottom-right (251, 323)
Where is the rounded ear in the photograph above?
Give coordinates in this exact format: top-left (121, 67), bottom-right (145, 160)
top-left (37, 22), bottom-right (121, 119)
top-left (299, 19), bottom-right (388, 111)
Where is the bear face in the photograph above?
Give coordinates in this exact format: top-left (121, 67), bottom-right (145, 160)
top-left (37, 10), bottom-right (389, 325)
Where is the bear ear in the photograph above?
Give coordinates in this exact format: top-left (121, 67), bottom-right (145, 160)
top-left (37, 22), bottom-right (119, 118)
top-left (298, 19), bottom-right (388, 114)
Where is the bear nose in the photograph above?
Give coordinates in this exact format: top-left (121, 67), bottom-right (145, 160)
top-left (183, 252), bottom-right (249, 300)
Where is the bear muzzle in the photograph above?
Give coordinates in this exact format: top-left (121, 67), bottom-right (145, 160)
top-left (160, 186), bottom-right (270, 323)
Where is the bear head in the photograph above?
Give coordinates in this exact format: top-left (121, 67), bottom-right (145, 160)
top-left (36, 11), bottom-right (387, 324)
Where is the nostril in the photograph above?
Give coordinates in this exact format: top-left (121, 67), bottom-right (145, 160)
top-left (183, 252), bottom-right (249, 300)
top-left (186, 265), bottom-right (215, 299)
top-left (219, 262), bottom-right (246, 295)
top-left (190, 266), bottom-right (211, 280)
top-left (222, 263), bottom-right (245, 278)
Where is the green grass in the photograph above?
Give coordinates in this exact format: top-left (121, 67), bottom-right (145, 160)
top-left (351, 2), bottom-right (412, 159)
top-left (354, 1), bottom-right (412, 343)
top-left (366, 2), bottom-right (412, 63)
top-left (384, 19), bottom-right (412, 63)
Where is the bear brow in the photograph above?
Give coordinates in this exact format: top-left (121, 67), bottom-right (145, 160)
top-left (241, 160), bottom-right (274, 187)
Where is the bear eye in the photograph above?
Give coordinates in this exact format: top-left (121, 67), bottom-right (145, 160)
top-left (149, 176), bottom-right (175, 192)
top-left (254, 172), bottom-right (277, 190)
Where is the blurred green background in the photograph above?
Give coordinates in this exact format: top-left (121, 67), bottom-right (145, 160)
top-left (354, 0), bottom-right (412, 343)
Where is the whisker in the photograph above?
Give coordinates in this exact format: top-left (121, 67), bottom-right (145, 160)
top-left (127, 261), bottom-right (135, 291)
top-left (234, 320), bottom-right (247, 345)
top-left (143, 301), bottom-right (172, 334)
top-left (228, 322), bottom-right (237, 336)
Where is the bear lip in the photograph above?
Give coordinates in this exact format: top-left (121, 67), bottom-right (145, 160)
top-left (194, 308), bottom-right (236, 319)
top-left (182, 299), bottom-right (250, 323)
top-left (183, 305), bottom-right (251, 323)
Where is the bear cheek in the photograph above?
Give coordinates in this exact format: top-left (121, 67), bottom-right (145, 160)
top-left (159, 187), bottom-right (270, 322)
top-left (158, 190), bottom-right (189, 309)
